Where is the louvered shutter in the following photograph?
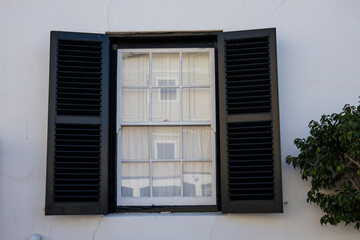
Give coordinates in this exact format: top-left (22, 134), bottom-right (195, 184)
top-left (46, 31), bottom-right (109, 215)
top-left (218, 28), bottom-right (283, 213)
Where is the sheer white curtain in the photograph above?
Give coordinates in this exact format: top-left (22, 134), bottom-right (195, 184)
top-left (121, 127), bottom-right (150, 197)
top-left (121, 126), bottom-right (212, 197)
top-left (183, 126), bottom-right (211, 159)
top-left (183, 126), bottom-right (212, 197)
top-left (121, 53), bottom-right (150, 122)
top-left (153, 162), bottom-right (181, 197)
top-left (121, 162), bottom-right (150, 197)
top-left (121, 127), bottom-right (149, 160)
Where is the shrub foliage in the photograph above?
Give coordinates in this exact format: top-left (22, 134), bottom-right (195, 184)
top-left (286, 105), bottom-right (360, 229)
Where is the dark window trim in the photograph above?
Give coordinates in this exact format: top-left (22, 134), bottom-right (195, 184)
top-left (109, 32), bottom-right (221, 213)
top-left (116, 205), bottom-right (218, 213)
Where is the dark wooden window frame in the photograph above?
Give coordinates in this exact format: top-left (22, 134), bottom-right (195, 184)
top-left (109, 32), bottom-right (221, 213)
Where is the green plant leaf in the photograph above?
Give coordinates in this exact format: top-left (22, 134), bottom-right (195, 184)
top-left (286, 104), bottom-right (360, 230)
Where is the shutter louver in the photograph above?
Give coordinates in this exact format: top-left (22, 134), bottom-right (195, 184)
top-left (56, 39), bottom-right (103, 116)
top-left (227, 121), bottom-right (274, 200)
top-left (218, 29), bottom-right (283, 213)
top-left (225, 37), bottom-right (271, 115)
top-left (54, 124), bottom-right (101, 202)
top-left (46, 31), bottom-right (109, 215)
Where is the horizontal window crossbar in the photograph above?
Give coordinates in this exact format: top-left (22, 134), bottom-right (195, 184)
top-left (119, 122), bottom-right (211, 126)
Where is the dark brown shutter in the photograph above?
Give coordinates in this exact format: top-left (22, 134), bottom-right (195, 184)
top-left (46, 31), bottom-right (109, 215)
top-left (218, 28), bottom-right (283, 213)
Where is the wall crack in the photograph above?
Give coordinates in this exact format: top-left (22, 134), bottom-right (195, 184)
top-left (92, 216), bottom-right (102, 240)
top-left (107, 0), bottom-right (113, 31)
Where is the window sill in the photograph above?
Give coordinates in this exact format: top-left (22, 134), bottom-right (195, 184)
top-left (114, 205), bottom-right (218, 214)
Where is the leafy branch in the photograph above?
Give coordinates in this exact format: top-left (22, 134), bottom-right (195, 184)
top-left (286, 104), bottom-right (360, 230)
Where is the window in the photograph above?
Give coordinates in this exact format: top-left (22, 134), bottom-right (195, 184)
top-left (45, 29), bottom-right (283, 215)
top-left (117, 49), bottom-right (216, 206)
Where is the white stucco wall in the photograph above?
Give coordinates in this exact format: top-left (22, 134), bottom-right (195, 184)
top-left (1, 0), bottom-right (360, 239)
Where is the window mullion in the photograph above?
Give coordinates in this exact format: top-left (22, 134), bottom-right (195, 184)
top-left (180, 125), bottom-right (183, 197)
top-left (149, 52), bottom-right (153, 198)
top-left (149, 52), bottom-right (153, 122)
top-left (180, 52), bottom-right (183, 198)
top-left (180, 51), bottom-right (183, 122)
top-left (150, 126), bottom-right (153, 198)
top-left (118, 130), bottom-right (122, 198)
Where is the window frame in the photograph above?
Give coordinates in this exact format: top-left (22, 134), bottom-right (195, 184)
top-left (111, 39), bottom-right (221, 212)
top-left (116, 48), bottom-right (217, 207)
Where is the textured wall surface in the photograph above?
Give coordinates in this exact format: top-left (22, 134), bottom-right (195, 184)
top-left (1, 0), bottom-right (360, 239)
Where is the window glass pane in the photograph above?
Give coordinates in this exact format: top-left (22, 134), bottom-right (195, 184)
top-left (157, 143), bottom-right (175, 159)
top-left (157, 79), bottom-right (178, 101)
top-left (183, 88), bottom-right (210, 121)
top-left (159, 88), bottom-right (178, 101)
top-left (183, 126), bottom-right (212, 160)
top-left (152, 88), bottom-right (180, 121)
top-left (121, 89), bottom-right (149, 122)
top-left (152, 127), bottom-right (180, 160)
top-left (122, 127), bottom-right (150, 160)
top-left (121, 52), bottom-right (149, 86)
top-left (183, 162), bottom-right (212, 197)
top-left (182, 52), bottom-right (210, 86)
top-left (152, 162), bottom-right (181, 197)
top-left (121, 163), bottom-right (150, 197)
top-left (152, 53), bottom-right (180, 86)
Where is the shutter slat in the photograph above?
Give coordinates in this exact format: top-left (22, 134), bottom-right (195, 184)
top-left (55, 173), bottom-right (100, 176)
top-left (227, 131), bottom-right (271, 135)
top-left (225, 51), bottom-right (268, 57)
top-left (227, 80), bottom-right (270, 86)
top-left (58, 49), bottom-right (102, 54)
top-left (57, 70), bottom-right (102, 75)
top-left (58, 55), bottom-right (102, 60)
top-left (55, 156), bottom-right (101, 159)
top-left (226, 62), bottom-right (269, 69)
top-left (57, 92), bottom-right (101, 96)
top-left (55, 184), bottom-right (99, 187)
top-left (229, 165), bottom-right (273, 168)
top-left (226, 73), bottom-right (270, 79)
top-left (226, 84), bottom-right (270, 90)
top-left (229, 182), bottom-right (274, 185)
top-left (225, 57), bottom-right (269, 63)
top-left (229, 176), bottom-right (273, 180)
top-left (226, 46), bottom-right (269, 52)
top-left (55, 167), bottom-right (101, 171)
top-left (228, 159), bottom-right (273, 163)
top-left (227, 89), bottom-right (270, 95)
top-left (57, 82), bottom-right (101, 86)
top-left (57, 86), bottom-right (101, 91)
top-left (55, 162), bottom-right (100, 165)
top-left (225, 40), bottom-right (268, 47)
top-left (58, 76), bottom-right (102, 80)
top-left (58, 65), bottom-right (102, 70)
top-left (226, 68), bottom-right (269, 74)
top-left (229, 193), bottom-right (274, 197)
